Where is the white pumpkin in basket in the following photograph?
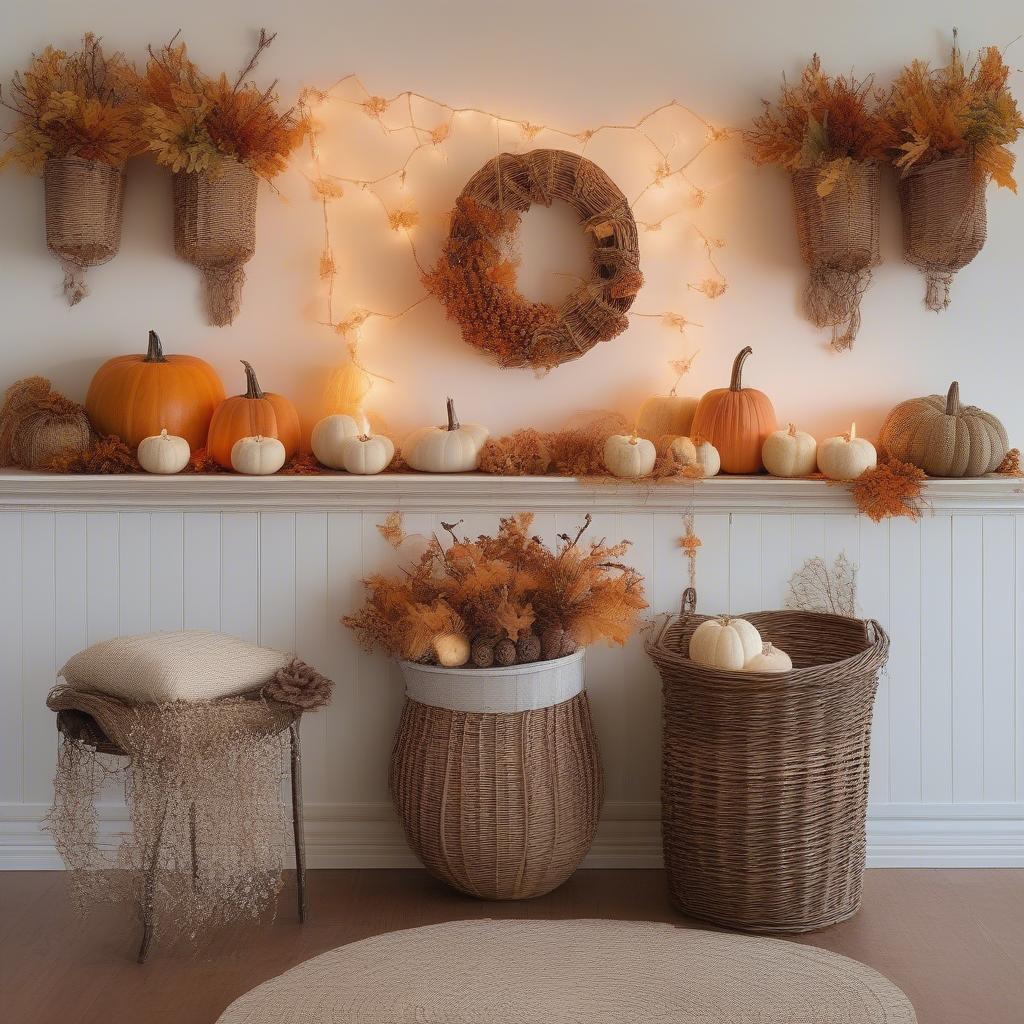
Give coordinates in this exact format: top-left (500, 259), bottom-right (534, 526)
top-left (688, 616), bottom-right (762, 671)
top-left (744, 642), bottom-right (793, 673)
top-left (311, 412), bottom-right (370, 469)
top-left (603, 433), bottom-right (657, 479)
top-left (137, 428), bottom-right (190, 475)
top-left (762, 423), bottom-right (817, 478)
top-left (403, 398), bottom-right (488, 473)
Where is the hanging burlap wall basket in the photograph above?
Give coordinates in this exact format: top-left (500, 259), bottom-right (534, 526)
top-left (43, 157), bottom-right (126, 306)
top-left (792, 162), bottom-right (880, 352)
top-left (425, 148), bottom-right (642, 370)
top-left (898, 156), bottom-right (987, 312)
top-left (173, 159), bottom-right (258, 327)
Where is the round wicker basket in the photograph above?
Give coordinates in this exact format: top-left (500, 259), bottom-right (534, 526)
top-left (390, 653), bottom-right (602, 900)
top-left (647, 606), bottom-right (889, 933)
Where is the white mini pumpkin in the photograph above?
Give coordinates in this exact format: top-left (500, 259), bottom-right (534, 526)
top-left (403, 398), bottom-right (489, 473)
top-left (817, 422), bottom-right (877, 481)
top-left (433, 632), bottom-right (470, 667)
top-left (744, 642), bottom-right (793, 673)
top-left (311, 413), bottom-right (369, 470)
top-left (636, 391), bottom-right (699, 442)
top-left (230, 434), bottom-right (286, 475)
top-left (338, 433), bottom-right (395, 475)
top-left (137, 428), bottom-right (190, 475)
top-left (669, 435), bottom-right (721, 478)
top-left (603, 433), bottom-right (657, 479)
top-left (688, 616), bottom-right (762, 670)
top-left (762, 423), bottom-right (817, 478)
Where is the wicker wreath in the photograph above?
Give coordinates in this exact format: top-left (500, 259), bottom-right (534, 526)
top-left (424, 149), bottom-right (643, 370)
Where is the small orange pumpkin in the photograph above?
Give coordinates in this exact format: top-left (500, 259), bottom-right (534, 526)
top-left (85, 330), bottom-right (225, 449)
top-left (690, 346), bottom-right (777, 473)
top-left (207, 361), bottom-right (300, 469)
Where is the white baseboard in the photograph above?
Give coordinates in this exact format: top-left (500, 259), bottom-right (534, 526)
top-left (3, 801), bottom-right (1023, 870)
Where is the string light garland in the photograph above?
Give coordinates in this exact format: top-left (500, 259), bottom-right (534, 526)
top-left (299, 76), bottom-right (734, 382)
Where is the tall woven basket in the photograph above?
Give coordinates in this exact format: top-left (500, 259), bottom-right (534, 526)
top-left (792, 162), bottom-right (880, 351)
top-left (43, 157), bottom-right (126, 306)
top-left (390, 651), bottom-right (603, 900)
top-left (899, 156), bottom-right (987, 312)
top-left (173, 159), bottom-right (258, 327)
top-left (647, 603), bottom-right (889, 933)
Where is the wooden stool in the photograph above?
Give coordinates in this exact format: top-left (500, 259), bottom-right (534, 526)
top-left (55, 709), bottom-right (308, 963)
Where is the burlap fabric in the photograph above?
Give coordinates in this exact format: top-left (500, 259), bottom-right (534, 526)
top-left (444, 148), bottom-right (642, 368)
top-left (215, 919), bottom-right (918, 1024)
top-left (792, 162), bottom-right (880, 352)
top-left (899, 156), bottom-right (986, 312)
top-left (43, 156), bottom-right (126, 306)
top-left (389, 692), bottom-right (603, 899)
top-left (0, 376), bottom-right (91, 470)
top-left (174, 159), bottom-right (258, 327)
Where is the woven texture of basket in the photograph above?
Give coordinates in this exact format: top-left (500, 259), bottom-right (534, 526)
top-left (792, 162), bottom-right (880, 352)
top-left (389, 692), bottom-right (603, 900)
top-left (647, 607), bottom-right (889, 933)
top-left (43, 157), bottom-right (126, 306)
top-left (899, 156), bottom-right (987, 312)
top-left (173, 160), bottom-right (258, 327)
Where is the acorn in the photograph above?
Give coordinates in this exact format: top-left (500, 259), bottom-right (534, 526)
top-left (541, 626), bottom-right (566, 661)
top-left (494, 638), bottom-right (517, 667)
top-left (471, 638), bottom-right (496, 668)
top-left (516, 631), bottom-right (541, 663)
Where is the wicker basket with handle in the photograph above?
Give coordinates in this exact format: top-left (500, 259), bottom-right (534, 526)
top-left (646, 590), bottom-right (889, 933)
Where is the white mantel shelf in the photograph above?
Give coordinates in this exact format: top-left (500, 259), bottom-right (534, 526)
top-left (0, 471), bottom-right (1020, 513)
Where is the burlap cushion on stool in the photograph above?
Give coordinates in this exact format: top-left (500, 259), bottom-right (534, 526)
top-left (59, 630), bottom-right (293, 703)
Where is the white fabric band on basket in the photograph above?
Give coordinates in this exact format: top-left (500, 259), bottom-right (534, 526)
top-left (399, 650), bottom-right (585, 713)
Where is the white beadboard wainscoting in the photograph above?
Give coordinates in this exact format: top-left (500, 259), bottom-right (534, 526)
top-left (1, 472), bottom-right (1023, 869)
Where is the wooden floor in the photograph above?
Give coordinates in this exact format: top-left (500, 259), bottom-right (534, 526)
top-left (2, 868), bottom-right (1022, 1024)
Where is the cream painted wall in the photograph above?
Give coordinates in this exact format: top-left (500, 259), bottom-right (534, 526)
top-left (1, 0), bottom-right (1022, 444)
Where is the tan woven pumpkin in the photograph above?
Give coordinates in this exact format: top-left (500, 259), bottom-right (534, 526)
top-left (879, 380), bottom-right (1008, 477)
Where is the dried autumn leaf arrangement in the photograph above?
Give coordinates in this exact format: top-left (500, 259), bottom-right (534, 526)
top-left (844, 457), bottom-right (927, 522)
top-left (787, 553), bottom-right (858, 617)
top-left (343, 512), bottom-right (648, 664)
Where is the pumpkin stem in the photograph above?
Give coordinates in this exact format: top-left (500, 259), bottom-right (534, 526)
top-left (144, 330), bottom-right (167, 364)
top-left (445, 397), bottom-right (460, 432)
top-left (945, 381), bottom-right (961, 416)
top-left (787, 422), bottom-right (796, 436)
top-left (729, 346), bottom-right (752, 391)
top-left (241, 360), bottom-right (264, 400)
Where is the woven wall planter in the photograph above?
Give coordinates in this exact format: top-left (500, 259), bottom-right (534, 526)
top-left (43, 157), bottom-right (126, 306)
top-left (899, 156), bottom-right (987, 312)
top-left (390, 652), bottom-right (602, 900)
top-left (647, 607), bottom-right (889, 933)
top-left (173, 159), bottom-right (258, 327)
top-left (792, 163), bottom-right (880, 352)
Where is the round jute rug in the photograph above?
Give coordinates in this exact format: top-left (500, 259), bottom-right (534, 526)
top-left (217, 919), bottom-right (917, 1023)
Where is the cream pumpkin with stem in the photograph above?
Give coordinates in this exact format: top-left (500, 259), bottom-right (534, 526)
top-left (137, 428), bottom-right (190, 475)
top-left (688, 616), bottom-right (762, 670)
top-left (817, 422), bottom-right (877, 481)
top-left (230, 434), bottom-right (286, 476)
top-left (744, 642), bottom-right (793, 673)
top-left (762, 423), bottom-right (817, 478)
top-left (670, 435), bottom-right (721, 478)
top-left (338, 433), bottom-right (395, 475)
top-left (403, 398), bottom-right (488, 473)
top-left (603, 432), bottom-right (657, 479)
top-left (311, 413), bottom-right (370, 469)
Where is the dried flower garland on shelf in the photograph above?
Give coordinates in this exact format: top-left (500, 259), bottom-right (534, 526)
top-left (748, 56), bottom-right (893, 351)
top-left (841, 457), bottom-right (927, 522)
top-left (300, 77), bottom-right (729, 384)
top-left (886, 35), bottom-right (1023, 310)
top-left (422, 149), bottom-right (642, 369)
top-left (0, 35), bottom-right (141, 304)
top-left (135, 31), bottom-right (307, 325)
top-left (345, 512), bottom-right (647, 668)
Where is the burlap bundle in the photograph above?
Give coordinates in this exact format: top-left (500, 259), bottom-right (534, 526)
top-left (0, 376), bottom-right (92, 469)
top-left (43, 157), bottom-right (126, 305)
top-left (792, 162), bottom-right (880, 352)
top-left (173, 159), bottom-right (258, 327)
top-left (898, 156), bottom-right (986, 312)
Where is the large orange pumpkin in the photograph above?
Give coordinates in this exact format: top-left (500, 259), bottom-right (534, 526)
top-left (207, 361), bottom-right (300, 469)
top-left (690, 346), bottom-right (777, 474)
top-left (85, 331), bottom-right (226, 449)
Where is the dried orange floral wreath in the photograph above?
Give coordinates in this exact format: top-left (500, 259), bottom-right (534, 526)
top-left (423, 148), bottom-right (643, 370)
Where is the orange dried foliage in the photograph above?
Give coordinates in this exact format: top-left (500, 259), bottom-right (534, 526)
top-left (886, 42), bottom-right (1023, 190)
top-left (0, 34), bottom-right (142, 172)
top-left (747, 54), bottom-right (894, 191)
top-left (846, 457), bottom-right (927, 522)
top-left (46, 435), bottom-right (141, 474)
top-left (996, 448), bottom-right (1022, 476)
top-left (343, 512), bottom-right (647, 663)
